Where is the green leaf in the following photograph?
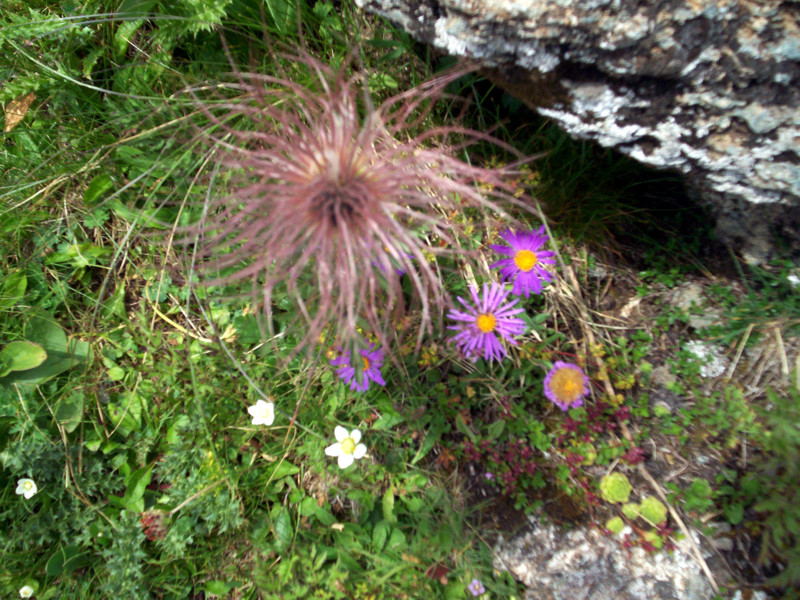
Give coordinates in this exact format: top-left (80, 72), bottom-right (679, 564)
top-left (386, 528), bottom-right (405, 550)
top-left (299, 496), bottom-right (336, 526)
top-left (273, 507), bottom-right (293, 552)
top-left (123, 466), bottom-right (153, 513)
top-left (205, 581), bottom-right (240, 597)
top-left (265, 0), bottom-right (295, 34)
top-left (411, 421), bottom-right (446, 465)
top-left (108, 392), bottom-right (144, 435)
top-left (83, 173), bottom-right (114, 206)
top-left (54, 392), bottom-right (84, 433)
top-left (0, 341), bottom-right (47, 376)
top-left (114, 0), bottom-right (157, 56)
top-left (372, 520), bottom-right (389, 551)
top-left (25, 310), bottom-right (66, 352)
top-left (599, 472), bottom-right (633, 504)
top-left (486, 419), bottom-right (506, 441)
top-left (400, 496), bottom-right (425, 513)
top-left (45, 545), bottom-right (91, 577)
top-left (107, 366), bottom-right (125, 381)
top-left (1, 312), bottom-right (90, 386)
top-left (382, 486), bottom-right (396, 523)
top-left (454, 413), bottom-right (477, 443)
top-left (0, 269), bottom-right (26, 310)
top-left (102, 280), bottom-right (126, 319)
top-left (267, 460), bottom-right (300, 481)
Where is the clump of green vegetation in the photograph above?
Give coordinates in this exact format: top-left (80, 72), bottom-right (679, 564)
top-left (3, 1), bottom-right (800, 599)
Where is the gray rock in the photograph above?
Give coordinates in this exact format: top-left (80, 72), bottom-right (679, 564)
top-left (650, 365), bottom-right (677, 389)
top-left (668, 283), bottom-right (721, 329)
top-left (493, 518), bottom-right (719, 600)
top-left (356, 0), bottom-right (800, 261)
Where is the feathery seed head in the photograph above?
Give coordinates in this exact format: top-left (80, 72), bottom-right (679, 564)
top-left (184, 54), bottom-right (530, 355)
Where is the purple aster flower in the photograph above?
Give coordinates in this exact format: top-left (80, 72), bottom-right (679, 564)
top-left (544, 361), bottom-right (591, 411)
top-left (330, 343), bottom-right (386, 392)
top-left (490, 226), bottom-right (556, 297)
top-left (448, 282), bottom-right (526, 362)
top-left (468, 578), bottom-right (486, 596)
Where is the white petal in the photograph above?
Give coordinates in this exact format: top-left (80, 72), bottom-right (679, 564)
top-left (353, 444), bottom-right (367, 459)
top-left (263, 403), bottom-right (275, 425)
top-left (349, 429), bottom-right (361, 444)
top-left (334, 425), bottom-right (348, 442)
top-left (338, 453), bottom-right (355, 469)
top-left (325, 443), bottom-right (341, 457)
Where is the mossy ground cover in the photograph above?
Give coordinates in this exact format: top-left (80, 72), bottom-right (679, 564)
top-left (2, 2), bottom-right (799, 599)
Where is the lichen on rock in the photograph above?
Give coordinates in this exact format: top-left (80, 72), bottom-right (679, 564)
top-left (356, 0), bottom-right (800, 262)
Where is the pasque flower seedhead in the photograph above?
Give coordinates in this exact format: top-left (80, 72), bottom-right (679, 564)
top-left (185, 53), bottom-right (530, 355)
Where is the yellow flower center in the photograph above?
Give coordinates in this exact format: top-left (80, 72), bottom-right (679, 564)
top-left (341, 437), bottom-right (356, 455)
top-left (550, 369), bottom-right (584, 402)
top-left (362, 356), bottom-right (370, 371)
top-left (514, 249), bottom-right (538, 272)
top-left (476, 313), bottom-right (496, 333)
top-left (23, 481), bottom-right (33, 490)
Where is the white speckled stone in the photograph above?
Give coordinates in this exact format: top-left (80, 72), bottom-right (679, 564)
top-left (492, 517), bottom-right (721, 600)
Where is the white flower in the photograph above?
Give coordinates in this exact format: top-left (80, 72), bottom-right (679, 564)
top-left (19, 585), bottom-right (35, 598)
top-left (325, 426), bottom-right (367, 469)
top-left (15, 478), bottom-right (38, 499)
top-left (247, 400), bottom-right (275, 426)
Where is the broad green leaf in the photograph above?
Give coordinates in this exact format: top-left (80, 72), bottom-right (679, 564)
top-left (0, 341), bottom-right (47, 376)
top-left (265, 0), bottom-right (295, 34)
top-left (83, 173), bottom-right (114, 206)
top-left (0, 269), bottom-right (26, 309)
top-left (1, 312), bottom-right (89, 386)
top-left (372, 520), bottom-right (389, 551)
top-left (45, 545), bottom-right (91, 577)
top-left (25, 310), bottom-right (66, 352)
top-left (273, 507), bottom-right (293, 552)
top-left (107, 366), bottom-right (125, 381)
top-left (123, 466), bottom-right (153, 512)
top-left (386, 528), bottom-right (405, 551)
top-left (54, 393), bottom-right (84, 433)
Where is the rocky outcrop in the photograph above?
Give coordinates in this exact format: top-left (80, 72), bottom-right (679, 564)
top-left (356, 0), bottom-right (800, 262)
top-left (492, 518), bottom-right (729, 600)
